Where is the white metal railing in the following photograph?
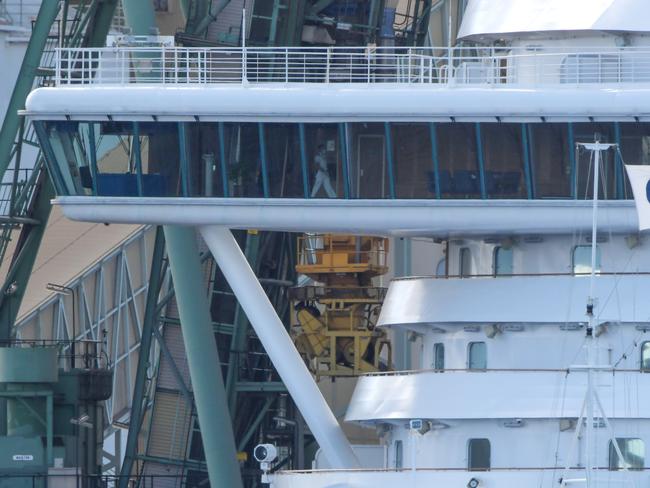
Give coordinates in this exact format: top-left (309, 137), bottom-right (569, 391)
top-left (53, 45), bottom-right (650, 87)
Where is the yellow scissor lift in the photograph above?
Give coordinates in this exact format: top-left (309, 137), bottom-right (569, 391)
top-left (290, 234), bottom-right (392, 378)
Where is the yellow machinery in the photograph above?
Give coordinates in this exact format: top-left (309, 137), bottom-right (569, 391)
top-left (290, 234), bottom-right (392, 378)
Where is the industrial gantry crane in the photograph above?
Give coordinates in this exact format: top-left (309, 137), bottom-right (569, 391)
top-left (291, 234), bottom-right (392, 378)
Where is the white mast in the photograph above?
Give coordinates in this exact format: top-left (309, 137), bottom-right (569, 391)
top-left (564, 138), bottom-right (628, 488)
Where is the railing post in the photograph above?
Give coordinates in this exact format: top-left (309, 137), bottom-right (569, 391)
top-left (367, 48), bottom-right (371, 83)
top-left (242, 46), bottom-right (248, 82)
top-left (55, 48), bottom-right (61, 85)
top-left (285, 48), bottom-right (288, 82)
top-left (326, 47), bottom-right (331, 83)
top-left (161, 45), bottom-right (165, 84)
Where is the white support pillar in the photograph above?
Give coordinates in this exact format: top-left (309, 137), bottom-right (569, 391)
top-left (199, 225), bottom-right (359, 469)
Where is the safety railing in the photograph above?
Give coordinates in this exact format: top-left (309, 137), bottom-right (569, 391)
top-left (53, 45), bottom-right (650, 86)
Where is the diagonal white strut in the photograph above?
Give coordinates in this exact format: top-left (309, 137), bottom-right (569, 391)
top-left (199, 225), bottom-right (360, 469)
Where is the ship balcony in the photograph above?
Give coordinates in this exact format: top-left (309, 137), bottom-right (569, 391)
top-left (24, 45), bottom-right (650, 232)
top-left (268, 468), bottom-right (650, 488)
top-left (344, 369), bottom-right (650, 423)
top-left (51, 45), bottom-right (650, 87)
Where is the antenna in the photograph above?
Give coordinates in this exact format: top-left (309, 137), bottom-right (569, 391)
top-left (561, 138), bottom-right (629, 488)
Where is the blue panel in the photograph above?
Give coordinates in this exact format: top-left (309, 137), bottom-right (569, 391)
top-left (96, 174), bottom-right (166, 197)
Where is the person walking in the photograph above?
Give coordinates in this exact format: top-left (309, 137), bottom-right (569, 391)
top-left (310, 144), bottom-right (337, 198)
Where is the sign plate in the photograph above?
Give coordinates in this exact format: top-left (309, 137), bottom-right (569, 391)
top-left (13, 454), bottom-right (34, 461)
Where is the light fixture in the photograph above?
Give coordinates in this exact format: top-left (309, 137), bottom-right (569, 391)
top-left (70, 414), bottom-right (93, 429)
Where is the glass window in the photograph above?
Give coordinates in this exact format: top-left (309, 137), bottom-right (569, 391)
top-left (459, 247), bottom-right (471, 277)
top-left (303, 124), bottom-right (343, 198)
top-left (493, 246), bottom-right (513, 276)
top-left (619, 123), bottom-right (650, 198)
top-left (468, 438), bottom-right (491, 471)
top-left (394, 440), bottom-right (403, 469)
top-left (468, 342), bottom-right (487, 370)
top-left (530, 124), bottom-right (571, 198)
top-left (572, 245), bottom-right (601, 275)
top-left (437, 123), bottom-right (480, 198)
top-left (481, 124), bottom-right (526, 198)
top-left (642, 342), bottom-right (650, 371)
top-left (433, 343), bottom-right (445, 370)
top-left (609, 438), bottom-right (645, 470)
top-left (349, 123), bottom-right (387, 198)
top-left (574, 123), bottom-right (616, 199)
top-left (263, 123), bottom-right (305, 198)
top-left (391, 123), bottom-right (433, 198)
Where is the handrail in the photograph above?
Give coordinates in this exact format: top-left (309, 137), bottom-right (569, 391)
top-left (52, 45), bottom-right (650, 87)
top-left (363, 367), bottom-right (645, 377)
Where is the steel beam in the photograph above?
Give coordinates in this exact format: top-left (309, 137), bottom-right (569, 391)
top-left (0, 175), bottom-right (53, 340)
top-left (199, 225), bottom-right (359, 469)
top-left (118, 227), bottom-right (165, 488)
top-left (0, 0), bottom-right (60, 179)
top-left (122, 0), bottom-right (156, 35)
top-left (163, 225), bottom-right (243, 488)
top-left (225, 232), bottom-right (260, 412)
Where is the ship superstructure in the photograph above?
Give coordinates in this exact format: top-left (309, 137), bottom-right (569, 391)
top-left (20, 0), bottom-right (650, 486)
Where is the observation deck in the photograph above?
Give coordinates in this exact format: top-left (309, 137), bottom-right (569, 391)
top-left (23, 45), bottom-right (650, 234)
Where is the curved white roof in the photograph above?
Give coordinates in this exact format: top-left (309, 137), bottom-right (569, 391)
top-left (458, 0), bottom-right (650, 40)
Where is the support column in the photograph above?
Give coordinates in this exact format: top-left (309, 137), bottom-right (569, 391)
top-left (199, 225), bottom-right (359, 469)
top-left (119, 227), bottom-right (165, 488)
top-left (163, 226), bottom-right (243, 488)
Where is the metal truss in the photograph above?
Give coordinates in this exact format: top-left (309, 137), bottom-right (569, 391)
top-left (14, 224), bottom-right (160, 472)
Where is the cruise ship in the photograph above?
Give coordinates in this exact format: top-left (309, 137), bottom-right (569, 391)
top-left (20, 0), bottom-right (650, 486)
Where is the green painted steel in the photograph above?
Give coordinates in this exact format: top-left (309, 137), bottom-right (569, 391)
top-left (298, 123), bottom-right (310, 197)
top-left (225, 232), bottom-right (260, 412)
top-left (122, 0), bottom-right (157, 35)
top-left (429, 123), bottom-right (441, 199)
top-left (163, 226), bottom-right (243, 488)
top-left (521, 124), bottom-right (534, 199)
top-left (0, 0), bottom-right (60, 179)
top-left (384, 122), bottom-right (396, 199)
top-left (475, 123), bottom-right (487, 199)
top-left (568, 122), bottom-right (577, 199)
top-left (118, 227), bottom-right (165, 488)
top-left (0, 175), bottom-right (54, 340)
top-left (0, 348), bottom-right (58, 383)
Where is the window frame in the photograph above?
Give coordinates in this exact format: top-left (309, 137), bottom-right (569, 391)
top-left (493, 246), bottom-right (514, 276)
top-left (468, 438), bottom-right (491, 471)
top-left (433, 342), bottom-right (445, 370)
top-left (609, 438), bottom-right (645, 471)
top-left (572, 244), bottom-right (601, 275)
top-left (468, 341), bottom-right (487, 370)
top-left (642, 341), bottom-right (650, 372)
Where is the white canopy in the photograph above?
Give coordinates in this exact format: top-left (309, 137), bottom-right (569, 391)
top-left (458, 0), bottom-right (650, 40)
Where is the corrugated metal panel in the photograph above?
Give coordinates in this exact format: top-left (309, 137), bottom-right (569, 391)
top-left (146, 390), bottom-right (192, 460)
top-left (157, 324), bottom-right (192, 390)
